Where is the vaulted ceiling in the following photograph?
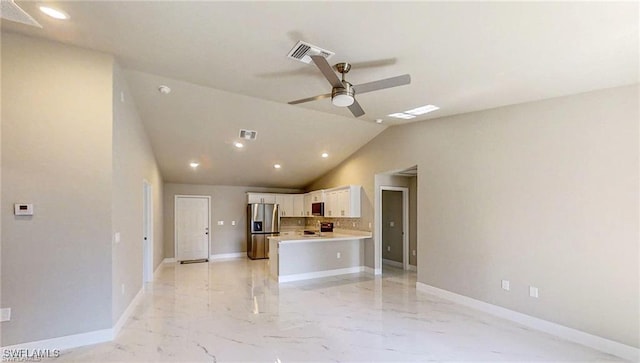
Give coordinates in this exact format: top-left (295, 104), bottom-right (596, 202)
top-left (3, 1), bottom-right (637, 187)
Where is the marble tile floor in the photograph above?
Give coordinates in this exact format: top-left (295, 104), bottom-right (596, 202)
top-left (52, 259), bottom-right (621, 362)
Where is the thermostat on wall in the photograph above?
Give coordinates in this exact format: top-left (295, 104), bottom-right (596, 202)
top-left (14, 203), bottom-right (34, 216)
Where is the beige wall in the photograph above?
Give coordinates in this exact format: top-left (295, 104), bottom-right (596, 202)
top-left (1, 34), bottom-right (114, 345)
top-left (112, 63), bottom-right (164, 323)
top-left (163, 184), bottom-right (301, 258)
top-left (308, 85), bottom-right (639, 348)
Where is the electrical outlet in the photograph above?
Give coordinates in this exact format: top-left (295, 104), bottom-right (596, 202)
top-left (336, 252), bottom-right (341, 259)
top-left (529, 286), bottom-right (539, 298)
top-left (352, 222), bottom-right (356, 227)
top-left (501, 280), bottom-right (510, 291)
top-left (231, 221), bottom-right (236, 226)
top-left (336, 221), bottom-right (340, 226)
top-left (1, 308), bottom-right (11, 322)
top-left (121, 284), bottom-right (125, 295)
top-left (368, 222), bottom-right (372, 229)
top-left (412, 250), bottom-right (416, 256)
top-left (114, 232), bottom-right (121, 244)
top-left (217, 220), bottom-right (224, 226)
top-left (120, 91), bottom-right (125, 103)
top-left (387, 246), bottom-right (391, 252)
top-left (390, 221), bottom-right (395, 227)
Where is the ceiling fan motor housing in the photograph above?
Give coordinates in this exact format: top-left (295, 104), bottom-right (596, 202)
top-left (332, 81), bottom-right (355, 107)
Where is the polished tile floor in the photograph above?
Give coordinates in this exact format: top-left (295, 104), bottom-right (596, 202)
top-left (56, 259), bottom-right (620, 362)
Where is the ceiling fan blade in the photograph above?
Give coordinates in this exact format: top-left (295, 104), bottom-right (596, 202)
top-left (348, 99), bottom-right (365, 117)
top-left (311, 55), bottom-right (343, 88)
top-left (288, 93), bottom-right (331, 105)
top-left (353, 74), bottom-right (411, 95)
top-left (343, 58), bottom-right (397, 70)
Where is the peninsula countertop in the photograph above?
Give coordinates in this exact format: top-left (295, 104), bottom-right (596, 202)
top-left (268, 230), bottom-right (372, 245)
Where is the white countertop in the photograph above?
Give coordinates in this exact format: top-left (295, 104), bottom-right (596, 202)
top-left (269, 231), bottom-right (372, 245)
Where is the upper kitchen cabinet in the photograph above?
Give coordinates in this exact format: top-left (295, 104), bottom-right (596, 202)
top-left (293, 194), bottom-right (305, 217)
top-left (275, 194), bottom-right (295, 217)
top-left (247, 193), bottom-right (277, 204)
top-left (303, 193), bottom-right (312, 216)
top-left (324, 185), bottom-right (361, 218)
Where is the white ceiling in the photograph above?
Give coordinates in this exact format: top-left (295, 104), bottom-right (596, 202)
top-left (3, 1), bottom-right (638, 187)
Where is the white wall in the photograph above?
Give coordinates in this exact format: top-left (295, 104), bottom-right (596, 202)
top-left (1, 33), bottom-right (114, 345)
top-left (163, 184), bottom-right (301, 258)
top-left (112, 63), bottom-right (164, 323)
top-left (309, 85), bottom-right (639, 348)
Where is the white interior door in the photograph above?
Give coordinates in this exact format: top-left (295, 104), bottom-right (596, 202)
top-left (175, 196), bottom-right (210, 261)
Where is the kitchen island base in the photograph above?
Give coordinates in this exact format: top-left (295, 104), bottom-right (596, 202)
top-left (268, 232), bottom-right (372, 283)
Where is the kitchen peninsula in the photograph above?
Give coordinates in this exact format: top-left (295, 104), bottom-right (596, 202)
top-left (268, 231), bottom-right (372, 283)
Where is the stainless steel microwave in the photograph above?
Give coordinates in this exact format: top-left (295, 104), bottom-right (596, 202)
top-left (311, 202), bottom-right (324, 216)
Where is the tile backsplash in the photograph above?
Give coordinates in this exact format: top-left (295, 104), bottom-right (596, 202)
top-left (281, 217), bottom-right (366, 231)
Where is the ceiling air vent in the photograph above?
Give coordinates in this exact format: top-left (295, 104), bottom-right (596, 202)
top-left (287, 41), bottom-right (334, 64)
top-left (0, 0), bottom-right (42, 28)
top-left (239, 129), bottom-right (258, 140)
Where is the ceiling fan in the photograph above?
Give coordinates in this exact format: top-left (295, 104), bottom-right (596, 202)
top-left (288, 55), bottom-right (411, 118)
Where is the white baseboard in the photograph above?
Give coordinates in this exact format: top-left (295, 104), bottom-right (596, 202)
top-left (162, 257), bottom-right (175, 263)
top-left (153, 261), bottom-right (163, 279)
top-left (382, 258), bottom-right (403, 268)
top-left (407, 264), bottom-right (417, 272)
top-left (279, 266), bottom-right (364, 283)
top-left (363, 266), bottom-right (376, 274)
top-left (209, 252), bottom-right (245, 260)
top-left (112, 288), bottom-right (144, 338)
top-left (415, 282), bottom-right (639, 361)
top-left (1, 328), bottom-right (112, 351)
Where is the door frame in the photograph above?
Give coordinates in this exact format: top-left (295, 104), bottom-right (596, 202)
top-left (174, 195), bottom-right (211, 261)
top-left (142, 180), bottom-right (153, 283)
top-left (376, 186), bottom-right (409, 272)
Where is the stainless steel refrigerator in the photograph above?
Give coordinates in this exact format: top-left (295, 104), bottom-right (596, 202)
top-left (247, 203), bottom-right (279, 259)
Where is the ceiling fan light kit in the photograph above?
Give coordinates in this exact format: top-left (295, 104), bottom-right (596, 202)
top-left (332, 84), bottom-right (355, 107)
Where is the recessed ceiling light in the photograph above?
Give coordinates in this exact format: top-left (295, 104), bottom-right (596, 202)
top-left (190, 162), bottom-right (199, 168)
top-left (39, 6), bottom-right (69, 20)
top-left (158, 85), bottom-right (171, 94)
top-left (388, 112), bottom-right (416, 120)
top-left (405, 104), bottom-right (440, 116)
top-left (321, 152), bottom-right (329, 158)
top-left (234, 142), bottom-right (244, 148)
top-left (273, 164), bottom-right (281, 169)
top-left (375, 119), bottom-right (383, 124)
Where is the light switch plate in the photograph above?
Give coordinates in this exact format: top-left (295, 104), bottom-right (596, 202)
top-left (390, 221), bottom-right (395, 227)
top-left (501, 280), bottom-right (510, 291)
top-left (114, 232), bottom-right (121, 244)
top-left (217, 221), bottom-right (224, 225)
top-left (1, 308), bottom-right (11, 322)
top-left (529, 286), bottom-right (539, 298)
top-left (231, 221), bottom-right (236, 226)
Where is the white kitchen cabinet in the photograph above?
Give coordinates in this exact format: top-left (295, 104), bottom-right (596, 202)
top-left (310, 191), bottom-right (324, 203)
top-left (275, 194), bottom-right (294, 217)
top-left (323, 185), bottom-right (361, 218)
top-left (325, 190), bottom-right (339, 217)
top-left (293, 194), bottom-right (305, 217)
top-left (303, 193), bottom-right (312, 216)
top-left (247, 193), bottom-right (277, 204)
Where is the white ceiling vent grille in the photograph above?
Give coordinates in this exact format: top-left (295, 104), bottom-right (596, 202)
top-left (0, 0), bottom-right (42, 28)
top-left (239, 129), bottom-right (258, 140)
top-left (287, 41), bottom-right (334, 64)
